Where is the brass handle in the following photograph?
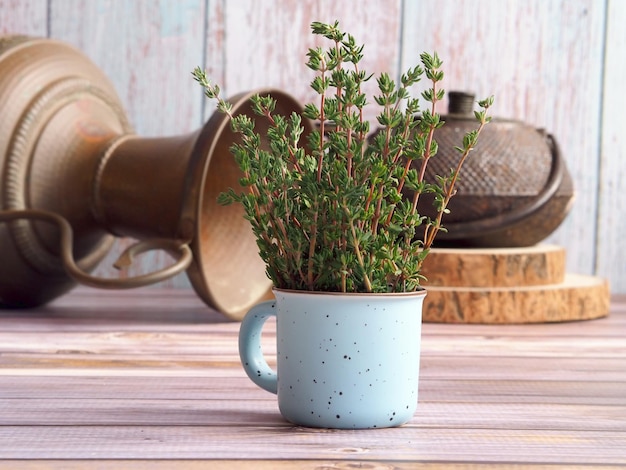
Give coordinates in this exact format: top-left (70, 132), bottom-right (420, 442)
top-left (0, 209), bottom-right (192, 289)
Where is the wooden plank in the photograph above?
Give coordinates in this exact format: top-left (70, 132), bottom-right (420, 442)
top-left (416, 355), bottom-right (626, 382)
top-left (597, 0), bottom-right (626, 295)
top-left (1, 329), bottom-right (625, 370)
top-left (0, 0), bottom-right (47, 36)
top-left (201, 0), bottom-right (226, 121)
top-left (0, 355), bottom-right (625, 381)
top-left (0, 425), bottom-right (623, 464)
top-left (0, 462), bottom-right (620, 470)
top-left (0, 459), bottom-right (615, 470)
top-left (1, 398), bottom-right (624, 432)
top-left (2, 376), bottom-right (624, 405)
top-left (219, 0), bottom-right (402, 124)
top-left (1, 331), bottom-right (624, 360)
top-left (2, 306), bottom-right (624, 335)
top-left (48, 0), bottom-right (206, 137)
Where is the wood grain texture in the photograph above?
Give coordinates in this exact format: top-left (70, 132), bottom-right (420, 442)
top-left (2, 463), bottom-right (622, 470)
top-left (420, 245), bottom-right (609, 323)
top-left (0, 0), bottom-right (47, 36)
top-left (0, 288), bottom-right (624, 466)
top-left (424, 273), bottom-right (610, 323)
top-left (421, 245), bottom-right (567, 287)
top-left (48, 0), bottom-right (206, 137)
top-left (597, 0), bottom-right (626, 294)
top-left (0, 0), bottom-right (624, 296)
top-left (219, 0), bottom-right (401, 124)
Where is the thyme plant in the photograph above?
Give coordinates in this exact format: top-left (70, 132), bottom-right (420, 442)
top-left (193, 20), bottom-right (492, 293)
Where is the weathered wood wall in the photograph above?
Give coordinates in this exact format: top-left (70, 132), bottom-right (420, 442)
top-left (1, 0), bottom-right (624, 294)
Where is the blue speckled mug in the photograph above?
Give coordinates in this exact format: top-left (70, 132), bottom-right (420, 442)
top-left (238, 288), bottom-right (426, 429)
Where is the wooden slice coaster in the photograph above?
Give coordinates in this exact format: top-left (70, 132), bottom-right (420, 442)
top-left (421, 244), bottom-right (566, 288)
top-left (423, 273), bottom-right (610, 324)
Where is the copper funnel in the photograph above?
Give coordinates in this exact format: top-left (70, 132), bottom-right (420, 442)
top-left (0, 36), bottom-right (308, 319)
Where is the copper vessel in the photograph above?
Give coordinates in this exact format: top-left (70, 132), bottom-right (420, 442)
top-left (415, 91), bottom-right (575, 247)
top-left (0, 36), bottom-right (308, 319)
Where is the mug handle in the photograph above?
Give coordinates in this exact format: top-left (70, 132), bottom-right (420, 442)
top-left (238, 300), bottom-right (278, 394)
top-left (0, 209), bottom-right (192, 289)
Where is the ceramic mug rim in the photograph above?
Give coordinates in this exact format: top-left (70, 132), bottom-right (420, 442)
top-left (272, 287), bottom-right (426, 299)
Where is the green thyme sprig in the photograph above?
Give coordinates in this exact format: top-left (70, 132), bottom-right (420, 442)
top-left (192, 20), bottom-right (493, 293)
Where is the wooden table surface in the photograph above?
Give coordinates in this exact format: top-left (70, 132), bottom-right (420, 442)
top-left (0, 288), bottom-right (624, 469)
